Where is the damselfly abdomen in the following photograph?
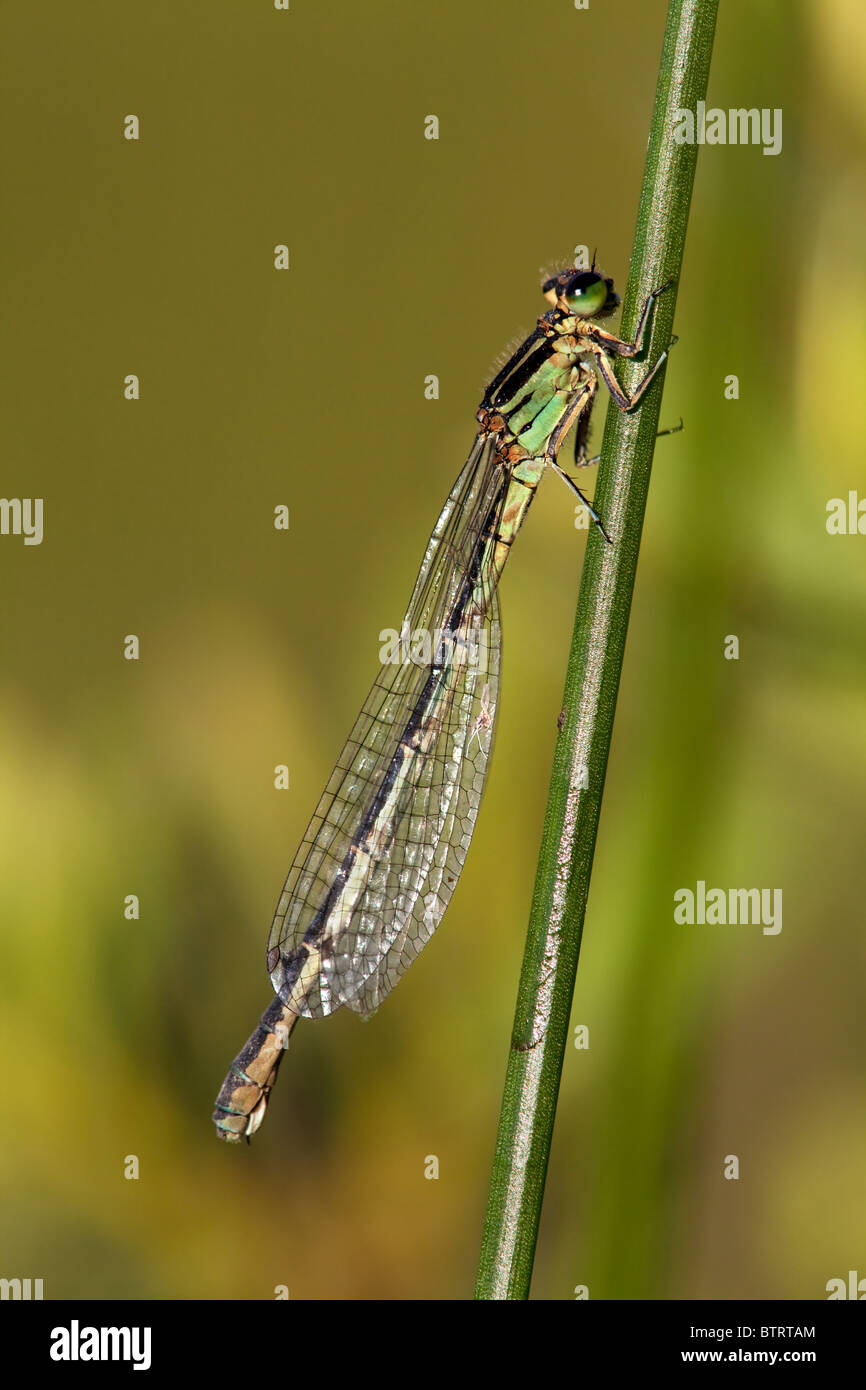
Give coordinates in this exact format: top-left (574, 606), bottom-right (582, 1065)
top-left (213, 263), bottom-right (675, 1141)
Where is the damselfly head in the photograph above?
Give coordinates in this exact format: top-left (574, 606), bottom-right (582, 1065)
top-left (542, 268), bottom-right (619, 320)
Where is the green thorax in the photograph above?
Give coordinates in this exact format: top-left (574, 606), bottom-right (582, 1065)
top-left (489, 315), bottom-right (588, 458)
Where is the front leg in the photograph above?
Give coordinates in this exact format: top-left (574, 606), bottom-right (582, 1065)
top-left (572, 383), bottom-right (595, 468)
top-left (590, 277), bottom-right (674, 360)
top-left (543, 377), bottom-right (611, 541)
top-left (592, 335), bottom-right (677, 412)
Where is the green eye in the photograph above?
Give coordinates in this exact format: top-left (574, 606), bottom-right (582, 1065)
top-left (563, 272), bottom-right (609, 317)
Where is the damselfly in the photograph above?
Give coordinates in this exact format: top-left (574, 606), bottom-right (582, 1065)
top-left (213, 262), bottom-right (675, 1141)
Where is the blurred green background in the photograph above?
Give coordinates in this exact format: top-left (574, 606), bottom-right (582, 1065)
top-left (2, 0), bottom-right (864, 1300)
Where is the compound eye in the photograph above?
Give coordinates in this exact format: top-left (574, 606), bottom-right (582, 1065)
top-left (562, 271), bottom-right (608, 317)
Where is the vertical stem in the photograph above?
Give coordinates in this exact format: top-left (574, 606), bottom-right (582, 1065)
top-left (475, 0), bottom-right (720, 1300)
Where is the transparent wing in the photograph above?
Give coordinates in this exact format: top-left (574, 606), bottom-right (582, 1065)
top-left (344, 626), bottom-right (499, 1017)
top-left (267, 431), bottom-right (505, 1018)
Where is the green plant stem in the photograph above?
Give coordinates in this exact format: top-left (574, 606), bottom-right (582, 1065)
top-left (474, 0), bottom-right (719, 1301)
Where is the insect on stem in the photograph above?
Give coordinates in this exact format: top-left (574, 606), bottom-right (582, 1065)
top-left (213, 260), bottom-right (677, 1141)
